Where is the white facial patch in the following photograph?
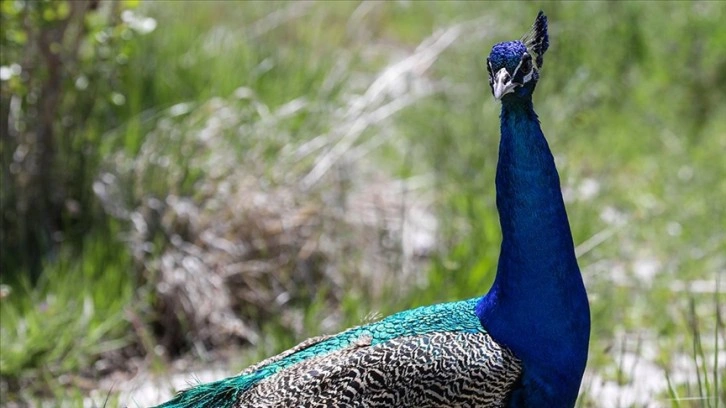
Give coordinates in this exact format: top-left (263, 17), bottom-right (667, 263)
top-left (510, 53), bottom-right (535, 86)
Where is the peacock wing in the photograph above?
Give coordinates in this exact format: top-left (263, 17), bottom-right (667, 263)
top-left (237, 330), bottom-right (522, 407)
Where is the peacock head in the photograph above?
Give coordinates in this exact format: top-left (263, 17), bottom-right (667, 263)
top-left (487, 11), bottom-right (549, 101)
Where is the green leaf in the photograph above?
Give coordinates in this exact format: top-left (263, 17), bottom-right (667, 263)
top-left (1, 0), bottom-right (20, 16)
top-left (122, 0), bottom-right (141, 9)
top-left (56, 1), bottom-right (70, 20)
top-left (42, 7), bottom-right (56, 22)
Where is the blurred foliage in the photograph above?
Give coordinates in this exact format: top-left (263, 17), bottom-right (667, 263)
top-left (0, 226), bottom-right (133, 396)
top-left (0, 1), bottom-right (724, 405)
top-left (0, 0), bottom-right (152, 401)
top-left (0, 0), bottom-right (147, 279)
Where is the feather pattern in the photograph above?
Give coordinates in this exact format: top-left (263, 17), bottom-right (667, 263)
top-left (157, 299), bottom-right (522, 407)
top-left (238, 331), bottom-right (520, 407)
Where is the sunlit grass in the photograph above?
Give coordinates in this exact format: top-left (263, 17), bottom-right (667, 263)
top-left (0, 226), bottom-right (134, 402)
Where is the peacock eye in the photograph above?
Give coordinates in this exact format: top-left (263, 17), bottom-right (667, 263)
top-left (519, 53), bottom-right (532, 74)
top-left (486, 58), bottom-right (494, 83)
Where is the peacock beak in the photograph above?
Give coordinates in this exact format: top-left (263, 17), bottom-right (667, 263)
top-left (492, 67), bottom-right (518, 100)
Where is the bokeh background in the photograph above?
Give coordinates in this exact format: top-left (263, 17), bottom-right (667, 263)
top-left (1, 1), bottom-right (724, 406)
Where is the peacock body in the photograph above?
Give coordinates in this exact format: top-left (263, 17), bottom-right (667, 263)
top-left (156, 11), bottom-right (590, 408)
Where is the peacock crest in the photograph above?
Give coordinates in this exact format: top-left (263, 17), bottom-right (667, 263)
top-left (521, 10), bottom-right (549, 70)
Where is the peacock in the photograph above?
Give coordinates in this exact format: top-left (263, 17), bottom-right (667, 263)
top-left (155, 11), bottom-right (590, 408)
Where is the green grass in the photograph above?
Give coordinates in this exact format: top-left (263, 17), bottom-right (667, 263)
top-left (1, 1), bottom-right (725, 406)
top-left (0, 225), bottom-right (134, 403)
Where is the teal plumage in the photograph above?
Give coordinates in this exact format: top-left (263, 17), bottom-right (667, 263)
top-left (157, 299), bottom-right (522, 407)
top-left (156, 11), bottom-right (590, 408)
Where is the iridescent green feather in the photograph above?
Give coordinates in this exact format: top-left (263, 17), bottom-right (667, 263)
top-left (156, 298), bottom-right (484, 408)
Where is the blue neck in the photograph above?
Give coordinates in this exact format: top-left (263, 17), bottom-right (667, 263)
top-left (476, 97), bottom-right (590, 407)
